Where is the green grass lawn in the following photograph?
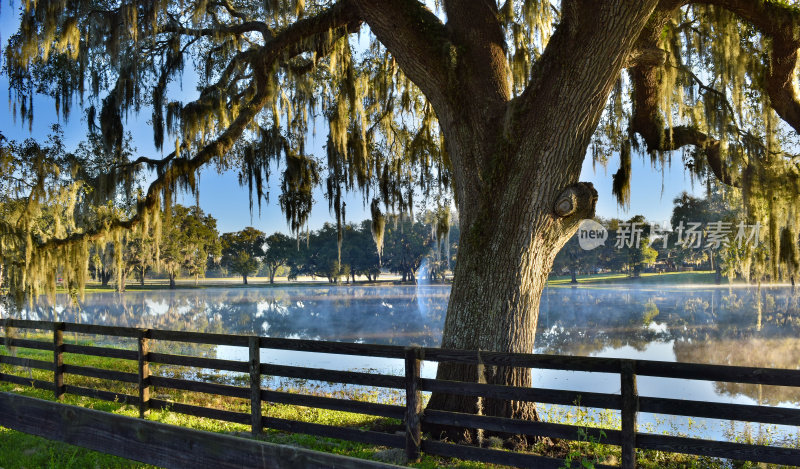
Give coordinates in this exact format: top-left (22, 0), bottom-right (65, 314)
top-left (547, 270), bottom-right (719, 286)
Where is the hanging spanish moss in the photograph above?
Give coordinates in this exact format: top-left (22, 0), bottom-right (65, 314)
top-left (612, 142), bottom-right (632, 209)
top-left (779, 226), bottom-right (799, 281)
top-left (5, 0), bottom-right (800, 304)
top-left (584, 3), bottom-right (800, 282)
top-left (370, 198), bottom-right (385, 263)
top-left (279, 152), bottom-right (320, 236)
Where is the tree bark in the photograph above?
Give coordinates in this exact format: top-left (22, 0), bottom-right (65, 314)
top-left (242, 274), bottom-right (248, 285)
top-left (100, 268), bottom-right (112, 287)
top-left (382, 0), bottom-right (659, 446)
top-left (118, 270), bottom-right (128, 293)
top-left (425, 149), bottom-right (598, 445)
top-left (169, 273), bottom-right (176, 289)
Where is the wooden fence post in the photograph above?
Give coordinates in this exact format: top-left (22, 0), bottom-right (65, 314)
top-left (404, 347), bottom-right (422, 462)
top-left (138, 329), bottom-right (150, 418)
top-left (621, 360), bottom-right (638, 469)
top-left (53, 322), bottom-right (64, 400)
top-left (249, 336), bottom-right (262, 436)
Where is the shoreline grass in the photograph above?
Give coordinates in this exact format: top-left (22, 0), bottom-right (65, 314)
top-left (547, 271), bottom-right (719, 286)
top-left (49, 270), bottom-right (788, 296)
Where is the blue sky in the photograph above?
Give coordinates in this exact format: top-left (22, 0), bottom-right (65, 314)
top-left (0, 7), bottom-right (703, 235)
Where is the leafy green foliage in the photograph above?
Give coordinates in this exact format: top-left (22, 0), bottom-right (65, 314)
top-left (160, 205), bottom-right (220, 287)
top-left (263, 232), bottom-right (295, 284)
top-left (550, 186), bottom-right (800, 283)
top-left (220, 227), bottom-right (265, 284)
top-left (382, 215), bottom-right (432, 283)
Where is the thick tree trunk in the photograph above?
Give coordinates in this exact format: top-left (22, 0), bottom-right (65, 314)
top-left (422, 3), bottom-right (655, 445)
top-left (356, 0), bottom-right (657, 448)
top-left (169, 273), bottom-right (176, 289)
top-left (425, 137), bottom-right (597, 446)
top-left (242, 275), bottom-right (248, 285)
top-left (100, 268), bottom-right (112, 287)
top-left (269, 266), bottom-right (276, 284)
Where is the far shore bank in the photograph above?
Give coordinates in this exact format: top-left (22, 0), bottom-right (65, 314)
top-left (44, 270), bottom-right (800, 295)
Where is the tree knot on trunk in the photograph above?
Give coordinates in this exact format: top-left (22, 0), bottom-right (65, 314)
top-left (553, 182), bottom-right (597, 220)
top-left (625, 47), bottom-right (667, 68)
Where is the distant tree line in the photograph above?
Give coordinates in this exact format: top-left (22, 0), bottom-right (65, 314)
top-left (552, 186), bottom-right (800, 284)
top-left (214, 214), bottom-right (460, 285)
top-left (87, 187), bottom-right (800, 289)
top-left (89, 206), bottom-right (459, 288)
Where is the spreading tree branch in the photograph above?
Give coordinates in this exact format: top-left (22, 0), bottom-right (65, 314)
top-left (351, 0), bottom-right (453, 118)
top-left (159, 21), bottom-right (273, 40)
top-left (628, 0), bottom-right (800, 191)
top-left (515, 0), bottom-right (659, 172)
top-left (687, 0), bottom-right (800, 133)
top-left (35, 0), bottom-right (363, 251)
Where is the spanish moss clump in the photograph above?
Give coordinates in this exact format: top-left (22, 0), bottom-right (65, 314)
top-left (612, 142), bottom-right (632, 209)
top-left (279, 152), bottom-right (320, 236)
top-left (779, 226), bottom-right (799, 281)
top-left (370, 199), bottom-right (386, 263)
top-left (433, 205), bottom-right (450, 245)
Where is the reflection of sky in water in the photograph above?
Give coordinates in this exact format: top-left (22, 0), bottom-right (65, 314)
top-left (10, 284), bottom-right (800, 442)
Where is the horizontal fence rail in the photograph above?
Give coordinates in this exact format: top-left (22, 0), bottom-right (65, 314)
top-left (0, 392), bottom-right (401, 469)
top-left (2, 318), bottom-right (800, 468)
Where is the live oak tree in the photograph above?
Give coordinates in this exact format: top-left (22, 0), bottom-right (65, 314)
top-left (290, 222), bottom-right (349, 282)
top-left (382, 215), bottom-right (432, 283)
top-left (262, 232), bottom-right (294, 283)
top-left (6, 0), bottom-right (800, 444)
top-left (160, 204), bottom-right (220, 288)
top-left (220, 227), bottom-right (265, 284)
top-left (621, 215), bottom-right (659, 277)
top-left (343, 221), bottom-right (381, 282)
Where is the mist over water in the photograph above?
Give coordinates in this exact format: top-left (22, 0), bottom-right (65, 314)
top-left (7, 283), bottom-right (800, 442)
top-left (13, 284), bottom-right (800, 359)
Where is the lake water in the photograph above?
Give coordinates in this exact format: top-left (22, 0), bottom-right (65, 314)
top-left (6, 283), bottom-right (800, 444)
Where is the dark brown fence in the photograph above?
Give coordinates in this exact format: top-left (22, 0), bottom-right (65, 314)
top-left (2, 318), bottom-right (800, 469)
top-left (0, 392), bottom-right (402, 469)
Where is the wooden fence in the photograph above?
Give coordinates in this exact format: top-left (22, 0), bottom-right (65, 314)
top-left (2, 318), bottom-right (800, 468)
top-left (0, 392), bottom-right (402, 469)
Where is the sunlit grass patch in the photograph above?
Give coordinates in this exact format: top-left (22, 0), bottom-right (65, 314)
top-left (548, 271), bottom-right (717, 286)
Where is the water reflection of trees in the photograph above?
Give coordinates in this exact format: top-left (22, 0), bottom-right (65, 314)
top-left (537, 287), bottom-right (800, 354)
top-left (673, 337), bottom-right (800, 405)
top-left (537, 287), bottom-right (673, 354)
top-left (15, 286), bottom-right (447, 347)
top-left (14, 285), bottom-right (800, 402)
top-left (538, 286), bottom-right (800, 404)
